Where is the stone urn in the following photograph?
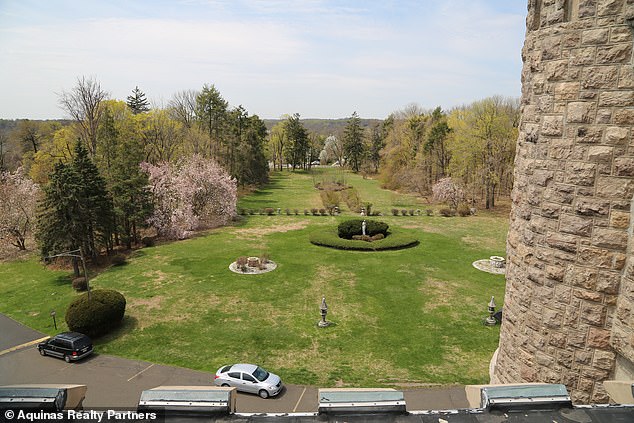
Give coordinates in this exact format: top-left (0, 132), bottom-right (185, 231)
top-left (490, 256), bottom-right (505, 269)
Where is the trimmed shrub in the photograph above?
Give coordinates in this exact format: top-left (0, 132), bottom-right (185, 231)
top-left (352, 234), bottom-right (372, 242)
top-left (371, 233), bottom-right (385, 241)
top-left (341, 188), bottom-right (362, 212)
top-left (310, 228), bottom-right (418, 251)
top-left (391, 209), bottom-right (399, 216)
top-left (285, 208), bottom-right (291, 215)
top-left (311, 208), bottom-right (319, 216)
top-left (337, 219), bottom-right (389, 239)
top-left (457, 204), bottom-right (471, 217)
top-left (65, 289), bottom-right (126, 337)
top-left (141, 236), bottom-right (155, 247)
top-left (294, 209), bottom-right (299, 215)
top-left (439, 208), bottom-right (455, 217)
top-left (265, 208), bottom-right (275, 216)
top-left (426, 209), bottom-right (434, 216)
top-left (320, 190), bottom-right (340, 211)
top-left (304, 209), bottom-right (310, 215)
top-left (319, 208), bottom-right (327, 215)
top-left (72, 277), bottom-right (87, 291)
top-left (401, 209), bottom-right (408, 216)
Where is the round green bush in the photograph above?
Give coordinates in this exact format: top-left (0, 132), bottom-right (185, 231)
top-left (310, 228), bottom-right (418, 251)
top-left (65, 289), bottom-right (126, 337)
top-left (337, 219), bottom-right (389, 239)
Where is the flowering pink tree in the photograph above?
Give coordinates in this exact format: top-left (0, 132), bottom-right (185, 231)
top-left (0, 169), bottom-right (41, 250)
top-left (432, 177), bottom-right (464, 210)
top-left (141, 155), bottom-right (237, 239)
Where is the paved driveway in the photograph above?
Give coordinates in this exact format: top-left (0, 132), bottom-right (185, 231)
top-left (0, 313), bottom-right (467, 411)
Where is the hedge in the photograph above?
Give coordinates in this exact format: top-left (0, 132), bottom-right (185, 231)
top-left (309, 228), bottom-right (419, 251)
top-left (337, 219), bottom-right (389, 239)
top-left (65, 289), bottom-right (126, 337)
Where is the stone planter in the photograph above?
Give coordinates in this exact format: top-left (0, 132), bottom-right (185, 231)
top-left (247, 257), bottom-right (260, 267)
top-left (490, 256), bottom-right (505, 268)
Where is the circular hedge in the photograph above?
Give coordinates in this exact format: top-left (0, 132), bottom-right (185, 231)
top-left (66, 289), bottom-right (126, 337)
top-left (310, 228), bottom-right (419, 251)
top-left (337, 219), bottom-right (389, 239)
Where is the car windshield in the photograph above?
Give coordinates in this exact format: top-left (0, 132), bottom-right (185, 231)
top-left (252, 367), bottom-right (269, 382)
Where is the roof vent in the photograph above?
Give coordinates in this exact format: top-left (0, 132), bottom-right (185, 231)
top-left (480, 384), bottom-right (572, 411)
top-left (137, 386), bottom-right (235, 415)
top-left (318, 388), bottom-right (406, 414)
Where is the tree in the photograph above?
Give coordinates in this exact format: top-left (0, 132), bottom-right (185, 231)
top-left (368, 123), bottom-right (385, 173)
top-left (268, 121), bottom-right (287, 171)
top-left (168, 89), bottom-right (198, 128)
top-left (37, 141), bottom-right (115, 266)
top-left (0, 169), bottom-right (40, 250)
top-left (425, 107), bottom-right (451, 179)
top-left (58, 76), bottom-right (109, 156)
top-left (432, 177), bottom-right (464, 210)
top-left (320, 135), bottom-right (344, 165)
top-left (283, 114), bottom-right (310, 170)
top-left (126, 86), bottom-right (150, 114)
top-left (195, 84), bottom-right (228, 159)
top-left (342, 111), bottom-right (365, 172)
top-left (232, 113), bottom-right (269, 185)
top-left (447, 96), bottom-right (518, 208)
top-left (141, 155), bottom-right (236, 239)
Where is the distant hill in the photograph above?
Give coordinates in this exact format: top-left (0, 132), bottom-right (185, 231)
top-left (262, 118), bottom-right (383, 136)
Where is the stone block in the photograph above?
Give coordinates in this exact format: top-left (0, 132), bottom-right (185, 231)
top-left (610, 211), bottom-right (630, 229)
top-left (554, 82), bottom-right (580, 101)
top-left (567, 102), bottom-right (593, 123)
top-left (582, 65), bottom-right (618, 89)
top-left (611, 26), bottom-right (632, 43)
top-left (541, 35), bottom-right (562, 60)
top-left (581, 303), bottom-right (606, 325)
top-left (596, 109), bottom-right (613, 124)
top-left (598, 0), bottom-right (625, 16)
top-left (587, 146), bottom-right (613, 163)
top-left (542, 115), bottom-right (564, 136)
top-left (576, 126), bottom-right (603, 143)
top-left (587, 327), bottom-right (612, 348)
top-left (578, 246), bottom-right (614, 269)
top-left (596, 271), bottom-right (621, 294)
top-left (570, 47), bottom-right (596, 66)
top-left (581, 28), bottom-right (610, 44)
top-left (593, 349), bottom-right (616, 370)
top-left (579, 0), bottom-right (597, 18)
top-left (575, 350), bottom-right (593, 365)
top-left (574, 289), bottom-right (604, 302)
top-left (592, 227), bottom-right (629, 250)
top-left (545, 60), bottom-right (569, 81)
top-left (596, 176), bottom-right (634, 198)
top-left (618, 66), bottom-right (634, 89)
top-left (546, 232), bottom-right (578, 253)
top-left (560, 214), bottom-right (593, 236)
top-left (612, 109), bottom-right (634, 125)
top-left (599, 91), bottom-right (634, 107)
top-left (566, 162), bottom-right (596, 185)
top-left (596, 43), bottom-right (632, 64)
top-left (614, 157), bottom-right (634, 176)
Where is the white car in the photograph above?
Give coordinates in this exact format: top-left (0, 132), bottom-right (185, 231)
top-left (213, 363), bottom-right (283, 398)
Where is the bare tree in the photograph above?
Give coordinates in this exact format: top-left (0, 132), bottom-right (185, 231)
top-left (168, 89), bottom-right (199, 128)
top-left (58, 76), bottom-right (109, 156)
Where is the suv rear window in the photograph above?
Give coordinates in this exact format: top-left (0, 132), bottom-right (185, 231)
top-left (72, 337), bottom-right (91, 349)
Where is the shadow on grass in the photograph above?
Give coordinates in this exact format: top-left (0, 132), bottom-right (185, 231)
top-left (93, 315), bottom-right (139, 346)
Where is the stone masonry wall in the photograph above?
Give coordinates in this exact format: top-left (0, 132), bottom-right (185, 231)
top-left (494, 0), bottom-right (634, 403)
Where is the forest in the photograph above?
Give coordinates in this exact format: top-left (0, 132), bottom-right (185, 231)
top-left (0, 76), bottom-right (519, 258)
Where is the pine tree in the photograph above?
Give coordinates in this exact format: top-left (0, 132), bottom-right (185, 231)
top-left (126, 86), bottom-right (150, 114)
top-left (343, 111), bottom-right (366, 172)
top-left (37, 141), bottom-right (115, 264)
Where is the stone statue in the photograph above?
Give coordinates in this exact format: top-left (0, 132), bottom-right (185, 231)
top-left (362, 220), bottom-right (367, 236)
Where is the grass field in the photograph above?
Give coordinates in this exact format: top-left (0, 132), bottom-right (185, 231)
top-left (0, 169), bottom-right (507, 387)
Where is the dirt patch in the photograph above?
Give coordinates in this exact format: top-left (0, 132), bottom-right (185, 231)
top-left (420, 279), bottom-right (461, 312)
top-left (232, 221), bottom-right (311, 239)
top-left (128, 295), bottom-right (165, 310)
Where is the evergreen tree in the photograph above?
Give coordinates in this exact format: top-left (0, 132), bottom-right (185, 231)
top-left (126, 86), bottom-right (151, 114)
top-left (368, 123), bottom-right (385, 173)
top-left (37, 141), bottom-right (115, 265)
top-left (195, 84), bottom-right (228, 159)
top-left (283, 114), bottom-right (309, 170)
top-left (343, 111), bottom-right (365, 172)
top-left (234, 115), bottom-right (269, 185)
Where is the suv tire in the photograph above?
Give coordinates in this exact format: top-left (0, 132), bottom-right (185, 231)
top-left (64, 355), bottom-right (71, 363)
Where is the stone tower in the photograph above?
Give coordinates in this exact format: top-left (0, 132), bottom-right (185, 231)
top-left (494, 0), bottom-right (634, 403)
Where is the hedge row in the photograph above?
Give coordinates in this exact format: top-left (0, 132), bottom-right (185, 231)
top-left (337, 219), bottom-right (389, 239)
top-left (309, 229), bottom-right (419, 251)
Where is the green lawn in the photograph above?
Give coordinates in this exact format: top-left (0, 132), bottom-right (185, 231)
top-left (0, 169), bottom-right (507, 387)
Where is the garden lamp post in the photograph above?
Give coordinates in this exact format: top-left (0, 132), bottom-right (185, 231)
top-left (50, 310), bottom-right (57, 330)
top-left (484, 296), bottom-right (497, 326)
top-left (319, 297), bottom-right (329, 327)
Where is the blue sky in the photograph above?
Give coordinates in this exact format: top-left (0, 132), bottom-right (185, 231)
top-left (0, 0), bottom-right (526, 120)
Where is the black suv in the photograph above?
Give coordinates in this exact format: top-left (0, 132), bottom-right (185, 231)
top-left (37, 332), bottom-right (93, 363)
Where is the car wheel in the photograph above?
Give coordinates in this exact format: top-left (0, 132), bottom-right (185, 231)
top-left (258, 389), bottom-right (269, 399)
top-left (39, 349), bottom-right (46, 356)
top-left (64, 355), bottom-right (71, 363)
top-left (221, 384), bottom-right (229, 387)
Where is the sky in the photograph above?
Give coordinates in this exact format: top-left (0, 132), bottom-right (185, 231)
top-left (0, 0), bottom-right (527, 120)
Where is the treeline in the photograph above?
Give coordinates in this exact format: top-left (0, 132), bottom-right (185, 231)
top-left (0, 77), bottom-right (268, 258)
